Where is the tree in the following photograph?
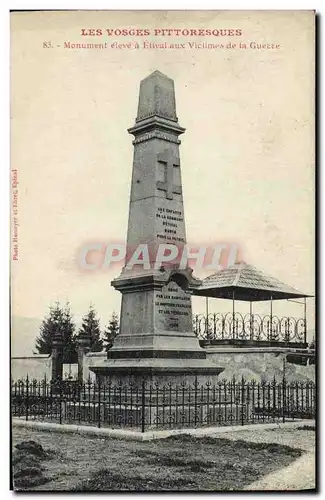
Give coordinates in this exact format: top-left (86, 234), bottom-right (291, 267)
top-left (35, 302), bottom-right (78, 363)
top-left (61, 302), bottom-right (78, 363)
top-left (77, 305), bottom-right (103, 352)
top-left (103, 312), bottom-right (119, 352)
top-left (35, 302), bottom-right (62, 354)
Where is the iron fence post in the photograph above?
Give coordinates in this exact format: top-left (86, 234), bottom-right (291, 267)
top-left (282, 373), bottom-right (286, 424)
top-left (43, 374), bottom-right (47, 417)
top-left (59, 379), bottom-right (62, 424)
top-left (25, 375), bottom-right (29, 421)
top-left (194, 376), bottom-right (198, 427)
top-left (98, 377), bottom-right (101, 428)
top-left (272, 376), bottom-right (276, 422)
top-left (241, 377), bottom-right (245, 426)
top-left (49, 379), bottom-right (53, 421)
top-left (141, 378), bottom-right (146, 433)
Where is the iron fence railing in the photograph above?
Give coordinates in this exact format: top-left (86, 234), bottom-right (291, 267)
top-left (193, 313), bottom-right (307, 344)
top-left (11, 376), bottom-right (315, 432)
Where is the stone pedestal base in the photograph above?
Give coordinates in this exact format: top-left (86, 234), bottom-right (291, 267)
top-left (87, 355), bottom-right (225, 430)
top-left (65, 400), bottom-right (240, 430)
top-left (91, 324), bottom-right (225, 386)
top-left (90, 355), bottom-right (224, 386)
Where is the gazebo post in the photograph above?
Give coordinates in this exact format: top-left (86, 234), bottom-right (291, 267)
top-left (205, 296), bottom-right (209, 336)
top-left (250, 301), bottom-right (253, 340)
top-left (232, 291), bottom-right (235, 340)
top-left (304, 297), bottom-right (307, 344)
top-left (270, 295), bottom-right (273, 341)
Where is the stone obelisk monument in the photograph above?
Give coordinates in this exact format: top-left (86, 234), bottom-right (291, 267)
top-left (92, 70), bottom-right (222, 384)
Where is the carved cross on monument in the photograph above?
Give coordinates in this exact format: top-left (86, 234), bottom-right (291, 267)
top-left (156, 151), bottom-right (182, 200)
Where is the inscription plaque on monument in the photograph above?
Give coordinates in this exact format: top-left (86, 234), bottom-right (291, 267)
top-left (155, 282), bottom-right (192, 332)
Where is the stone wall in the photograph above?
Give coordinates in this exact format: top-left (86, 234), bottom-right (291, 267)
top-left (206, 348), bottom-right (315, 383)
top-left (11, 355), bottom-right (52, 381)
top-left (82, 351), bottom-right (107, 381)
top-left (80, 348), bottom-right (316, 384)
top-left (11, 354), bottom-right (96, 382)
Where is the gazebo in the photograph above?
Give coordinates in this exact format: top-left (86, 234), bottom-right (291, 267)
top-left (192, 262), bottom-right (313, 348)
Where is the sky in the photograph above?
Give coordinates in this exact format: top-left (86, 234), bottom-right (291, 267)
top-left (11, 10), bottom-right (315, 355)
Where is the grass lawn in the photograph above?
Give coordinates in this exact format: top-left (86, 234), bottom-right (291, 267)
top-left (11, 426), bottom-right (305, 492)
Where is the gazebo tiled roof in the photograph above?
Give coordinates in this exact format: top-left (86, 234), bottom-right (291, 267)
top-left (192, 262), bottom-right (312, 301)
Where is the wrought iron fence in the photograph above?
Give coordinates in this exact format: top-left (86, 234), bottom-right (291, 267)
top-left (193, 313), bottom-right (307, 344)
top-left (11, 376), bottom-right (315, 432)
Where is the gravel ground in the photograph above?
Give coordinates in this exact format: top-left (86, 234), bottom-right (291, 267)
top-left (219, 426), bottom-right (315, 452)
top-left (219, 426), bottom-right (316, 491)
top-left (245, 452), bottom-right (315, 491)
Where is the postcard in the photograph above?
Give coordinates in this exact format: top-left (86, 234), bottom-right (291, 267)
top-left (11, 10), bottom-right (315, 492)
